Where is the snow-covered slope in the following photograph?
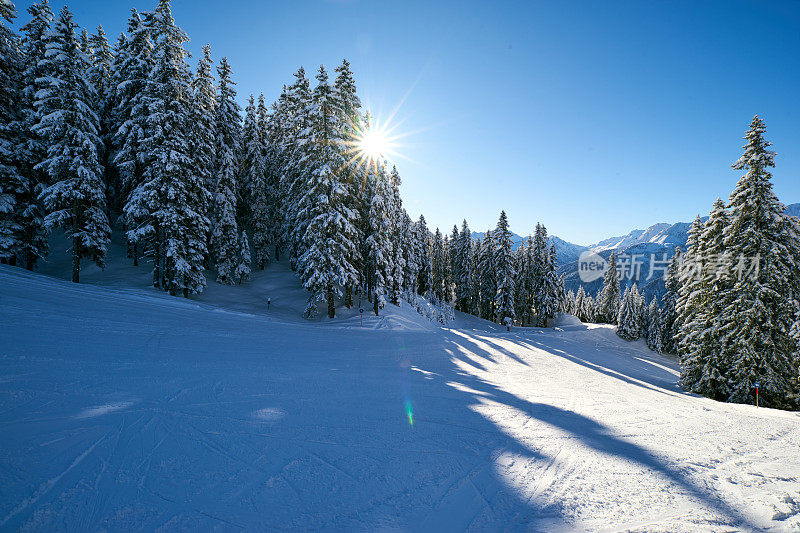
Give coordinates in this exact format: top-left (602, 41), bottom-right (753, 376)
top-left (1, 266), bottom-right (798, 531)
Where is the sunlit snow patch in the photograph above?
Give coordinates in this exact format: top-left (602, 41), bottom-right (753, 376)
top-left (75, 401), bottom-right (135, 419)
top-left (253, 407), bottom-right (286, 422)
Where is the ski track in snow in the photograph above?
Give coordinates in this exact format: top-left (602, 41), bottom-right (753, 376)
top-left (1, 263), bottom-right (799, 531)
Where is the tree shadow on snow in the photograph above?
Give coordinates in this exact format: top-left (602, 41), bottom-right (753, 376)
top-left (424, 328), bottom-right (760, 531)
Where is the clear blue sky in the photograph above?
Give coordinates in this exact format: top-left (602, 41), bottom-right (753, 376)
top-left (16, 0), bottom-right (800, 245)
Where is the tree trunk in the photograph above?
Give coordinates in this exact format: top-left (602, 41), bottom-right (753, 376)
top-left (133, 241), bottom-right (138, 267)
top-left (274, 244), bottom-right (280, 262)
top-left (183, 287), bottom-right (188, 298)
top-left (373, 296), bottom-right (379, 316)
top-left (71, 208), bottom-right (80, 283)
top-left (327, 288), bottom-right (335, 318)
top-left (345, 284), bottom-right (353, 308)
top-left (25, 250), bottom-right (34, 271)
top-left (153, 226), bottom-right (161, 288)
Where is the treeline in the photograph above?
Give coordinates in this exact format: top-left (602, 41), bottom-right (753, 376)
top-left (0, 0), bottom-right (565, 324)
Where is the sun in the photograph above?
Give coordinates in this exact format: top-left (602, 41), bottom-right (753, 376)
top-left (342, 113), bottom-right (404, 174)
top-left (358, 128), bottom-right (389, 161)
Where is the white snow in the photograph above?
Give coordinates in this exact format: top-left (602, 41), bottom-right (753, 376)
top-left (1, 253), bottom-right (799, 530)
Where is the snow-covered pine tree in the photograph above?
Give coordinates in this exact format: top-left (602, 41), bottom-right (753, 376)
top-left (675, 215), bottom-right (704, 361)
top-left (400, 211), bottom-right (419, 295)
top-left (86, 25), bottom-right (115, 211)
top-left (716, 116), bottom-right (799, 406)
top-left (688, 198), bottom-right (731, 398)
top-left (189, 43), bottom-right (216, 269)
top-left (617, 284), bottom-right (642, 340)
top-left (512, 239), bottom-right (528, 322)
top-left (575, 285), bottom-right (586, 321)
top-left (114, 8), bottom-right (153, 267)
top-left (430, 228), bottom-right (448, 303)
top-left (646, 298), bottom-right (661, 351)
top-left (211, 56), bottom-right (241, 285)
top-left (332, 59), bottom-right (364, 304)
top-left (243, 94), bottom-right (270, 268)
top-left (388, 166), bottom-right (406, 305)
top-left (477, 229), bottom-right (496, 320)
top-left (449, 225), bottom-right (461, 302)
top-left (0, 0), bottom-right (24, 266)
top-left (616, 286), bottom-right (633, 340)
top-left (493, 211), bottom-right (516, 324)
top-left (280, 67), bottom-right (311, 268)
top-left (538, 242), bottom-right (562, 326)
top-left (235, 230), bottom-right (251, 284)
top-left (530, 223), bottom-right (548, 325)
top-left (415, 215), bottom-right (432, 296)
top-left (597, 252), bottom-right (621, 324)
top-left (365, 163), bottom-right (393, 315)
top-left (34, 5), bottom-right (110, 283)
top-left (7, 0), bottom-right (53, 270)
top-left (296, 66), bottom-right (360, 318)
top-left (454, 220), bottom-right (473, 312)
top-left (790, 312), bottom-right (800, 406)
top-left (578, 290), bottom-right (589, 321)
top-left (129, 0), bottom-right (209, 296)
top-left (519, 236), bottom-right (536, 325)
top-left (658, 248), bottom-right (681, 354)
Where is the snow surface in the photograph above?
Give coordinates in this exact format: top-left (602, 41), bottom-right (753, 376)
top-left (1, 255), bottom-right (800, 530)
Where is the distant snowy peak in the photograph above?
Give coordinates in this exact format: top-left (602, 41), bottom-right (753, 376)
top-left (589, 223), bottom-right (671, 252)
top-left (590, 202), bottom-right (799, 253)
top-left (470, 231), bottom-right (588, 266)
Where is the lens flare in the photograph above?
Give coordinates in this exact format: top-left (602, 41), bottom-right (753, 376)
top-left (341, 112), bottom-right (404, 175)
top-left (404, 400), bottom-right (414, 426)
top-left (358, 128), bottom-right (388, 161)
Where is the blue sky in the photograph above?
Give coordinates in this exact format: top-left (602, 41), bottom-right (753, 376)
top-left (17, 0), bottom-right (800, 245)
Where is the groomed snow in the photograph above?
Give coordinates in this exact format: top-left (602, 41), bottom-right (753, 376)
top-left (1, 256), bottom-right (799, 530)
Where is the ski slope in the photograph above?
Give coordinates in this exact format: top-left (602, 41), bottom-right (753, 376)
top-left (1, 262), bottom-right (799, 531)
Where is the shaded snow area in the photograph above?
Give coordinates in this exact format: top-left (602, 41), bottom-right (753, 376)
top-left (1, 265), bottom-right (799, 531)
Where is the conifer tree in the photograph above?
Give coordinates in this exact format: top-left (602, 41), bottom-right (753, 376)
top-left (35, 6), bottom-right (110, 283)
top-left (658, 248), bottom-right (681, 354)
top-left (617, 284), bottom-right (642, 340)
top-left (0, 0), bottom-right (24, 266)
top-left (388, 166), bottom-right (406, 305)
top-left (430, 228), bottom-right (448, 303)
top-left (127, 0), bottom-right (208, 295)
top-left (575, 286), bottom-right (586, 321)
top-left (454, 220), bottom-right (473, 311)
top-left (400, 212), bottom-right (419, 295)
top-left (493, 211), bottom-right (516, 324)
top-left (86, 25), bottom-right (115, 209)
top-left (365, 164), bottom-right (393, 314)
top-left (597, 252), bottom-right (621, 324)
top-left (646, 299), bottom-right (661, 351)
top-left (297, 66), bottom-right (360, 318)
top-left (7, 0), bottom-right (53, 269)
top-left (189, 43), bottom-right (216, 268)
top-left (539, 242), bottom-right (562, 326)
top-left (280, 67), bottom-right (311, 266)
top-left (115, 8), bottom-right (153, 266)
top-left (243, 94), bottom-right (270, 268)
top-left (235, 230), bottom-right (251, 284)
top-left (675, 215), bottom-right (704, 358)
top-left (415, 215), bottom-right (432, 296)
top-left (716, 116), bottom-right (799, 406)
top-left (477, 230), bottom-right (496, 320)
top-left (211, 56), bottom-right (241, 284)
